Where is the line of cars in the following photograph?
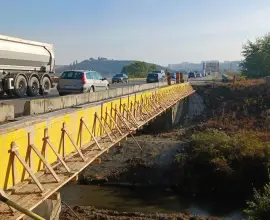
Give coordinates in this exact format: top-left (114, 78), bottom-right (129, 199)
top-left (188, 70), bottom-right (211, 79)
top-left (146, 71), bottom-right (182, 83)
top-left (56, 69), bottom-right (181, 96)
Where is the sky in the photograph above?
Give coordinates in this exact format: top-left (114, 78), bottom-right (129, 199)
top-left (1, 0), bottom-right (270, 66)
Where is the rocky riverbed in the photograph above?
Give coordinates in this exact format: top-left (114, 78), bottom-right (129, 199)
top-left (60, 205), bottom-right (220, 220)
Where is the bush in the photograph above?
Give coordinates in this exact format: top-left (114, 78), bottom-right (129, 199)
top-left (189, 129), bottom-right (269, 168)
top-left (244, 179), bottom-right (270, 220)
top-left (174, 129), bottom-right (270, 196)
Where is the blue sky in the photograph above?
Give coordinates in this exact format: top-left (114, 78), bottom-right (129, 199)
top-left (1, 0), bottom-right (270, 65)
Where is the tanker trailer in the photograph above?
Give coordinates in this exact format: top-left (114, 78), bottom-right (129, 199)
top-left (0, 35), bottom-right (55, 97)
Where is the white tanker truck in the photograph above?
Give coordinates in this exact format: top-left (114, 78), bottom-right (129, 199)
top-left (0, 35), bottom-right (55, 97)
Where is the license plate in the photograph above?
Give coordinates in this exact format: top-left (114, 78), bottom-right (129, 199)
top-left (64, 85), bottom-right (75, 89)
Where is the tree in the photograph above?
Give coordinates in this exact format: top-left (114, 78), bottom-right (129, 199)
top-left (121, 61), bottom-right (157, 77)
top-left (241, 33), bottom-right (270, 78)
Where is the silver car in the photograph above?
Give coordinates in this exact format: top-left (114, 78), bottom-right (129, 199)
top-left (57, 70), bottom-right (109, 96)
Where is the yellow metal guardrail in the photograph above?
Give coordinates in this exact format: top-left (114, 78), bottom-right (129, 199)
top-left (0, 83), bottom-right (194, 220)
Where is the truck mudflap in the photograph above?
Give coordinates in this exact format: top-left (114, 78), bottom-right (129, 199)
top-left (50, 75), bottom-right (59, 84)
top-left (0, 83), bottom-right (4, 95)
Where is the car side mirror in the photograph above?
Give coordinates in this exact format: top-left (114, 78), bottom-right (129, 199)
top-left (101, 78), bottom-right (107, 81)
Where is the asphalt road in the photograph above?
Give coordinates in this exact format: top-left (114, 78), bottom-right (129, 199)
top-left (0, 74), bottom-right (221, 117)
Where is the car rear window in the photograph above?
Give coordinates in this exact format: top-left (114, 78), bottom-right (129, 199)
top-left (60, 71), bottom-right (83, 79)
top-left (114, 74), bottom-right (123, 77)
top-left (148, 73), bottom-right (158, 77)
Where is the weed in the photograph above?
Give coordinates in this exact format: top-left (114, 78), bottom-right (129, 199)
top-left (244, 177), bottom-right (270, 220)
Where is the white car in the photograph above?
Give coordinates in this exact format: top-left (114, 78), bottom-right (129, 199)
top-left (57, 70), bottom-right (109, 96)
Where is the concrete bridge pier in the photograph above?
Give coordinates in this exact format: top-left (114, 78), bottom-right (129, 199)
top-left (24, 192), bottom-right (61, 220)
top-left (145, 93), bottom-right (204, 133)
top-left (145, 98), bottom-right (188, 133)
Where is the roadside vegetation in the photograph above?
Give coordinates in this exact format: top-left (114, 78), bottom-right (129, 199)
top-left (182, 80), bottom-right (270, 219)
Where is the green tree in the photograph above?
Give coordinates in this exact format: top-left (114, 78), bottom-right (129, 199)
top-left (121, 61), bottom-right (157, 77)
top-left (241, 33), bottom-right (270, 78)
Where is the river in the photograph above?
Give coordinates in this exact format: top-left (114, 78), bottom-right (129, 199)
top-left (60, 183), bottom-right (245, 219)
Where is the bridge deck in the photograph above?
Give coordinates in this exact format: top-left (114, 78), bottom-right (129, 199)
top-left (0, 83), bottom-right (194, 220)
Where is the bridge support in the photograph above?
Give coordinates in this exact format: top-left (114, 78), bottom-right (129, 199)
top-left (145, 98), bottom-right (186, 132)
top-left (24, 192), bottom-right (61, 220)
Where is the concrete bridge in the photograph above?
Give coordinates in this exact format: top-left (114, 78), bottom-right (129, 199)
top-left (0, 81), bottom-right (195, 219)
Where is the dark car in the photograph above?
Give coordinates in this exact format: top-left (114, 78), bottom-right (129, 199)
top-left (112, 73), bottom-right (128, 83)
top-left (195, 72), bottom-right (202, 78)
top-left (171, 72), bottom-right (176, 80)
top-left (146, 72), bottom-right (162, 83)
top-left (188, 72), bottom-right (195, 78)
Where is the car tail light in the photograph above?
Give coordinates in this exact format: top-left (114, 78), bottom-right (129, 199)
top-left (82, 74), bottom-right (87, 84)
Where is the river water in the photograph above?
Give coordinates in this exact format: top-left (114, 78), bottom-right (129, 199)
top-left (60, 183), bottom-right (244, 219)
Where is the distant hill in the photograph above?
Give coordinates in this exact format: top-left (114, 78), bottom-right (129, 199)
top-left (55, 58), bottom-right (174, 77)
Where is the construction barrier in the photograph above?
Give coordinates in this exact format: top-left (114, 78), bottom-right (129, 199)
top-left (176, 72), bottom-right (180, 84)
top-left (0, 83), bottom-right (194, 220)
top-left (167, 72), bottom-right (171, 85)
top-left (180, 72), bottom-right (184, 83)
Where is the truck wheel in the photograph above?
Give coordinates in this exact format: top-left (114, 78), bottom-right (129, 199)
top-left (14, 75), bottom-right (27, 97)
top-left (40, 77), bottom-right (51, 95)
top-left (27, 77), bottom-right (40, 97)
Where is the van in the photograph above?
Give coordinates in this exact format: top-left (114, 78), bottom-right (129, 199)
top-left (151, 70), bottom-right (165, 79)
top-left (146, 72), bottom-right (163, 83)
